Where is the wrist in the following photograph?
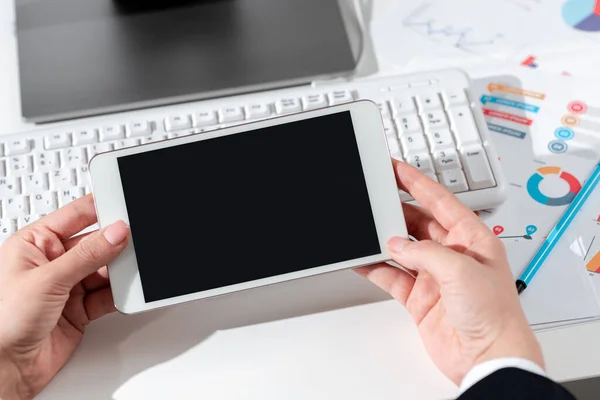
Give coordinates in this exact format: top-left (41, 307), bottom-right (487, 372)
top-left (475, 319), bottom-right (545, 370)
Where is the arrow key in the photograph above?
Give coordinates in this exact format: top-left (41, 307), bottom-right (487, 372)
top-left (405, 152), bottom-right (434, 174)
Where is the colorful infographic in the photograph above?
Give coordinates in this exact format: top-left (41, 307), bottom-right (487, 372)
top-left (587, 249), bottom-right (600, 273)
top-left (526, 167), bottom-right (582, 206)
top-left (563, 0), bottom-right (600, 32)
top-left (550, 100), bottom-right (600, 154)
top-left (493, 224), bottom-right (538, 241)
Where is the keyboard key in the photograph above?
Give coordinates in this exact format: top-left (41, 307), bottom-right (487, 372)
top-left (400, 133), bottom-right (428, 157)
top-left (58, 186), bottom-right (85, 208)
top-left (17, 214), bottom-right (40, 230)
top-left (275, 98), bottom-right (301, 114)
top-left (329, 90), bottom-right (354, 105)
top-left (7, 156), bottom-right (32, 176)
top-left (388, 83), bottom-right (409, 91)
top-left (439, 169), bottom-right (469, 193)
top-left (87, 143), bottom-right (113, 158)
top-left (33, 151), bottom-right (60, 173)
top-left (0, 161), bottom-right (4, 177)
top-left (422, 110), bottom-right (448, 131)
top-left (426, 128), bottom-right (455, 152)
top-left (218, 107), bottom-right (245, 123)
top-left (114, 139), bottom-right (140, 150)
top-left (141, 135), bottom-right (168, 145)
top-left (415, 91), bottom-right (443, 112)
top-left (76, 166), bottom-right (90, 188)
top-left (72, 130), bottom-right (98, 146)
top-left (245, 104), bottom-right (271, 119)
top-left (193, 111), bottom-right (218, 127)
top-left (410, 80), bottom-right (430, 88)
top-left (433, 148), bottom-right (461, 172)
top-left (31, 192), bottom-right (57, 215)
top-left (99, 125), bottom-right (124, 142)
top-left (387, 138), bottom-right (403, 161)
top-left (460, 145), bottom-right (496, 190)
top-left (5, 139), bottom-right (30, 156)
top-left (127, 121), bottom-right (152, 137)
top-left (448, 106), bottom-right (482, 148)
top-left (44, 133), bottom-right (71, 150)
top-left (389, 96), bottom-right (416, 116)
top-left (0, 218), bottom-right (16, 239)
top-left (22, 173), bottom-right (48, 195)
top-left (60, 147), bottom-right (87, 168)
top-left (405, 153), bottom-right (434, 173)
top-left (0, 177), bottom-right (19, 197)
top-left (382, 119), bottom-right (397, 141)
top-left (395, 114), bottom-right (423, 136)
top-left (3, 195), bottom-right (29, 217)
top-left (376, 102), bottom-right (391, 119)
top-left (49, 169), bottom-right (76, 191)
top-left (165, 115), bottom-right (192, 131)
top-left (442, 89), bottom-right (469, 107)
top-left (302, 94), bottom-right (328, 111)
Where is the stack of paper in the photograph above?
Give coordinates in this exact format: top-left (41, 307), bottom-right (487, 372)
top-left (363, 0), bottom-right (600, 329)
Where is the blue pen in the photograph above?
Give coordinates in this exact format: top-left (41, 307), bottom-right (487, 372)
top-left (516, 162), bottom-right (600, 294)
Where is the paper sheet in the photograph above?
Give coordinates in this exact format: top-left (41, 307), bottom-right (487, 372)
top-left (370, 0), bottom-right (600, 77)
top-left (462, 65), bottom-right (600, 327)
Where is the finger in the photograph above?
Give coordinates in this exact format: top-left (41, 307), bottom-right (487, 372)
top-left (393, 161), bottom-right (484, 234)
top-left (387, 236), bottom-right (469, 286)
top-left (81, 266), bottom-right (110, 292)
top-left (402, 203), bottom-right (447, 242)
top-left (43, 221), bottom-right (130, 289)
top-left (23, 195), bottom-right (98, 241)
top-left (85, 287), bottom-right (117, 321)
top-left (354, 263), bottom-right (415, 306)
top-left (63, 231), bottom-right (95, 251)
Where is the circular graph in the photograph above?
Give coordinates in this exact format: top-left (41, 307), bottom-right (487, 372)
top-left (568, 101), bottom-right (588, 114)
top-left (554, 127), bottom-right (575, 140)
top-left (561, 114), bottom-right (580, 127)
top-left (527, 167), bottom-right (582, 206)
top-left (548, 140), bottom-right (568, 154)
top-left (563, 0), bottom-right (600, 32)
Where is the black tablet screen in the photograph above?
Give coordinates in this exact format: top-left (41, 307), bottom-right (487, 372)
top-left (118, 111), bottom-right (380, 303)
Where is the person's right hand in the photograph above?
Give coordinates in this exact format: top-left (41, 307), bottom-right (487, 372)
top-left (356, 161), bottom-right (544, 385)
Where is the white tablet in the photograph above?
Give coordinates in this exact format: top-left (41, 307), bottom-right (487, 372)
top-left (90, 101), bottom-right (407, 314)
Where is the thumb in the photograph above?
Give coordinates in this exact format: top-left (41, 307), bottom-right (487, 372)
top-left (44, 221), bottom-right (130, 289)
top-left (387, 237), bottom-right (468, 285)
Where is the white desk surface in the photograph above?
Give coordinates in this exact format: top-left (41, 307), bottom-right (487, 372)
top-left (2, 2), bottom-right (600, 399)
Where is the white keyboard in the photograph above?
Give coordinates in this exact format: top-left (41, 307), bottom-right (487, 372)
top-left (0, 69), bottom-right (505, 241)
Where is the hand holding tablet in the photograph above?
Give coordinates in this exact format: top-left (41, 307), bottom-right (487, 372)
top-left (90, 101), bottom-right (407, 314)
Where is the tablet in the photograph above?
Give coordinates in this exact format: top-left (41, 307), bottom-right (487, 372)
top-left (90, 101), bottom-right (407, 314)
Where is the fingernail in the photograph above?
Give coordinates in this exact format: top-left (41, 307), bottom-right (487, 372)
top-left (387, 236), bottom-right (409, 253)
top-left (103, 221), bottom-right (130, 245)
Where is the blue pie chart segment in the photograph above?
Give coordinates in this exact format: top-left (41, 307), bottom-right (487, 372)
top-left (563, 0), bottom-right (600, 32)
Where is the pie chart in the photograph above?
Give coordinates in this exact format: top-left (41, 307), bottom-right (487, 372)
top-left (563, 0), bottom-right (600, 31)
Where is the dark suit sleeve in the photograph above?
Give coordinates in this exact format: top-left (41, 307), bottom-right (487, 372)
top-left (457, 368), bottom-right (576, 400)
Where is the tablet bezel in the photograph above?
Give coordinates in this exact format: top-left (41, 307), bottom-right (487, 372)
top-left (90, 100), bottom-right (407, 314)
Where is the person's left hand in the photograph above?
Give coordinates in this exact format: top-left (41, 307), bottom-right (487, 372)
top-left (0, 194), bottom-right (129, 400)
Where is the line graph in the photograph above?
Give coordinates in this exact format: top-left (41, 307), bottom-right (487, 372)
top-left (505, 0), bottom-right (541, 12)
top-left (403, 3), bottom-right (504, 51)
